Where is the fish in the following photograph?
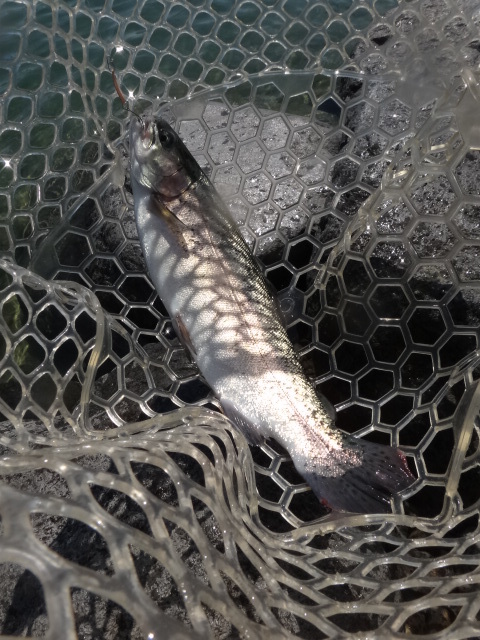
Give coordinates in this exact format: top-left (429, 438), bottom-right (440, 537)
top-left (128, 114), bottom-right (415, 513)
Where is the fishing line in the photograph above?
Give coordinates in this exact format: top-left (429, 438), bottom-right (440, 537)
top-left (108, 57), bottom-right (144, 126)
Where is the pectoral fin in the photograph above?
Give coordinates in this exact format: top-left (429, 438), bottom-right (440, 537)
top-left (150, 194), bottom-right (189, 253)
top-left (276, 286), bottom-right (305, 327)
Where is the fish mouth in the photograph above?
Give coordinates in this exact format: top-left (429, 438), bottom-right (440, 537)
top-left (130, 114), bottom-right (154, 148)
top-left (141, 117), bottom-right (154, 144)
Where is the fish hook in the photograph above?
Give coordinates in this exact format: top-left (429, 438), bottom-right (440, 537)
top-left (108, 56), bottom-right (144, 127)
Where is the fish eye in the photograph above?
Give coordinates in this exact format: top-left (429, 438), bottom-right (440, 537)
top-left (157, 127), bottom-right (175, 149)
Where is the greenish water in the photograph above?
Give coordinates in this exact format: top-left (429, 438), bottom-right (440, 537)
top-left (0, 0), bottom-right (400, 98)
top-left (0, 0), bottom-right (401, 182)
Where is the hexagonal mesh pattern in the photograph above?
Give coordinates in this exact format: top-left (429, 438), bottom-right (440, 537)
top-left (1, 0), bottom-right (480, 637)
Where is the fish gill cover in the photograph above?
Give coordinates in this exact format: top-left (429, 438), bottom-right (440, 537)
top-left (0, 0), bottom-right (480, 637)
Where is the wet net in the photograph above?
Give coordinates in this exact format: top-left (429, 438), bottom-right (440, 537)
top-left (1, 0), bottom-right (480, 637)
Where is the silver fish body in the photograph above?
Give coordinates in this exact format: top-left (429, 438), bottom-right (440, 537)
top-left (130, 115), bottom-right (414, 513)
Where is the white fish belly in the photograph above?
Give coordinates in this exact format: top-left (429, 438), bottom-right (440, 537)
top-left (133, 180), bottom-right (330, 444)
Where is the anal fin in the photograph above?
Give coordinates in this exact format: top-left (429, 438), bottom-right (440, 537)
top-left (174, 313), bottom-right (196, 359)
top-left (220, 398), bottom-right (264, 446)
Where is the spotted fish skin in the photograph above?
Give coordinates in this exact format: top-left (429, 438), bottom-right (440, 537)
top-left (130, 115), bottom-right (414, 513)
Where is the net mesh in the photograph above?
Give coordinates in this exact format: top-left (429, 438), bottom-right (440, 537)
top-left (1, 0), bottom-right (480, 637)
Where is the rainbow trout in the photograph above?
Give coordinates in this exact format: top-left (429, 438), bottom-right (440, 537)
top-left (129, 115), bottom-right (414, 513)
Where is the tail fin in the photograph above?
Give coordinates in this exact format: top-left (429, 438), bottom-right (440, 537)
top-left (300, 439), bottom-right (414, 514)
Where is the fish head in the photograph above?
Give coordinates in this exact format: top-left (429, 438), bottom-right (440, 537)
top-left (130, 115), bottom-right (201, 198)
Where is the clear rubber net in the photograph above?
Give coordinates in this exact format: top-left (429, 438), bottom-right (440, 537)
top-left (1, 0), bottom-right (480, 637)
